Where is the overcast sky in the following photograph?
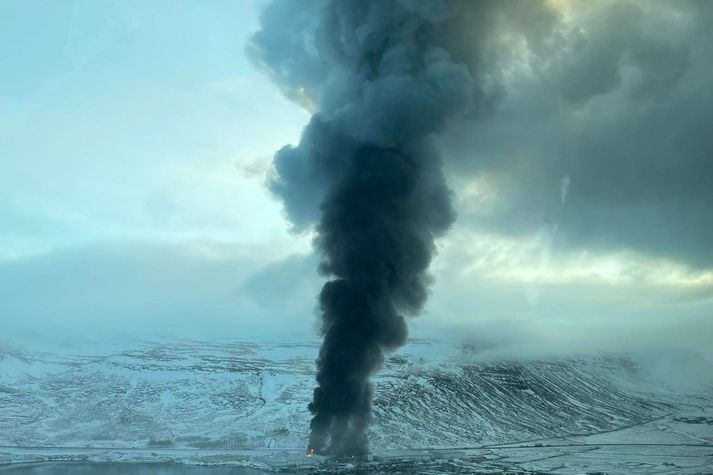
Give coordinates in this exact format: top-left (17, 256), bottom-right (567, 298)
top-left (1, 0), bottom-right (711, 359)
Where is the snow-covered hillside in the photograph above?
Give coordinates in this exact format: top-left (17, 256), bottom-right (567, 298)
top-left (1, 338), bottom-right (710, 454)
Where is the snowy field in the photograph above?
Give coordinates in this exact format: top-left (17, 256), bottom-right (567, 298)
top-left (1, 338), bottom-right (711, 473)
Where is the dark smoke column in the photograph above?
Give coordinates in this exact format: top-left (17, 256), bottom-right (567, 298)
top-left (248, 0), bottom-right (498, 456)
top-left (307, 139), bottom-right (457, 455)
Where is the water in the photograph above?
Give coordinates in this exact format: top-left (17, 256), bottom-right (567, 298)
top-left (0, 463), bottom-right (275, 474)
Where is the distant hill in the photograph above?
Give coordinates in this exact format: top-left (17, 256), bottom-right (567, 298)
top-left (1, 339), bottom-right (711, 451)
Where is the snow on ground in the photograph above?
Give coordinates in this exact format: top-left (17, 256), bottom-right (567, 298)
top-left (0, 338), bottom-right (711, 473)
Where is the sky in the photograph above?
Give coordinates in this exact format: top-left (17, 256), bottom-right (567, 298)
top-left (1, 0), bottom-right (711, 359)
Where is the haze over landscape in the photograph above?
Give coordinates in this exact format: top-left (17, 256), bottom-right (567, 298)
top-left (2, 0), bottom-right (712, 359)
top-left (1, 0), bottom-right (712, 472)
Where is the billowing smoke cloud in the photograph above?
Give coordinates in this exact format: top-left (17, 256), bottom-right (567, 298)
top-left (440, 1), bottom-right (713, 268)
top-left (249, 0), bottom-right (558, 455)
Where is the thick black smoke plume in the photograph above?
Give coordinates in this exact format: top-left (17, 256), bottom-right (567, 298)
top-left (249, 0), bottom-right (558, 456)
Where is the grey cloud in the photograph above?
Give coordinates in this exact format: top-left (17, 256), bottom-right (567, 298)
top-left (242, 252), bottom-right (320, 307)
top-left (441, 0), bottom-right (713, 268)
top-left (424, 259), bottom-right (713, 361)
top-left (549, 2), bottom-right (691, 106)
top-left (0, 242), bottom-right (314, 341)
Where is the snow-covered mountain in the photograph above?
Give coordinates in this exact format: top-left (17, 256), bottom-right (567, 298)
top-left (1, 338), bottom-right (710, 454)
